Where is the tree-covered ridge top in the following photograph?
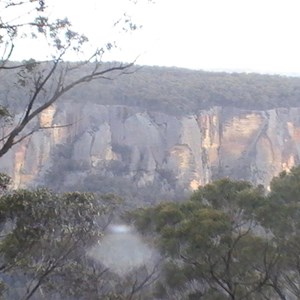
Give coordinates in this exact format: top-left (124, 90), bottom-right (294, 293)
top-left (2, 62), bottom-right (300, 116)
top-left (62, 64), bottom-right (300, 114)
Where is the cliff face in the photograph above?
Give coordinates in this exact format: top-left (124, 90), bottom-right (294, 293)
top-left (1, 103), bottom-right (300, 192)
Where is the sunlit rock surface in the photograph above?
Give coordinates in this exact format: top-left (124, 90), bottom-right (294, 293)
top-left (1, 104), bottom-right (300, 190)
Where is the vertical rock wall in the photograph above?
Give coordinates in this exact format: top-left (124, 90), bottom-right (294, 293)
top-left (1, 104), bottom-right (300, 191)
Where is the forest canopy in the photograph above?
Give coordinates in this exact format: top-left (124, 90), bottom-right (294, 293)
top-left (3, 166), bottom-right (300, 299)
top-left (50, 65), bottom-right (300, 114)
top-left (2, 64), bottom-right (300, 116)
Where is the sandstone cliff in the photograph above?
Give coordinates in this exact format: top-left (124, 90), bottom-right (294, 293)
top-left (1, 103), bottom-right (300, 195)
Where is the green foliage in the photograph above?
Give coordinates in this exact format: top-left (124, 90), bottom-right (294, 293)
top-left (269, 166), bottom-right (300, 205)
top-left (131, 178), bottom-right (300, 300)
top-left (4, 167), bottom-right (300, 299)
top-left (0, 187), bottom-right (123, 299)
top-left (0, 106), bottom-right (10, 118)
top-left (3, 64), bottom-right (300, 120)
top-left (0, 173), bottom-right (11, 191)
top-left (58, 65), bottom-right (300, 115)
top-left (191, 178), bottom-right (266, 221)
top-left (258, 167), bottom-right (300, 237)
top-left (192, 178), bottom-right (252, 206)
top-left (0, 181), bottom-right (160, 300)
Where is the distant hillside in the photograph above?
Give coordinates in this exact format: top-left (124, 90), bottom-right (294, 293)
top-left (63, 65), bottom-right (300, 114)
top-left (2, 63), bottom-right (300, 115)
top-left (2, 63), bottom-right (300, 201)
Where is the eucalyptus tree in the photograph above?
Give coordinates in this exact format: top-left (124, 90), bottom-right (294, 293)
top-left (256, 167), bottom-right (300, 300)
top-left (130, 179), bottom-right (279, 299)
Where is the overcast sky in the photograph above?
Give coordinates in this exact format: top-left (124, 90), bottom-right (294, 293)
top-left (11, 0), bottom-right (300, 75)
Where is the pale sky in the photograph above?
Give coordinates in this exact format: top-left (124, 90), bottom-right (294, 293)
top-left (9, 0), bottom-right (300, 75)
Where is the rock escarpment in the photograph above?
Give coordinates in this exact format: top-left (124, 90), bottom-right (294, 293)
top-left (1, 103), bottom-right (300, 194)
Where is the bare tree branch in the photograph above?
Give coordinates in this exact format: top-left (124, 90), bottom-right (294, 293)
top-left (0, 60), bottom-right (134, 158)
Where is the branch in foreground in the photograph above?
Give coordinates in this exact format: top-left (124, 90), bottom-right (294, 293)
top-left (0, 61), bottom-right (134, 158)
